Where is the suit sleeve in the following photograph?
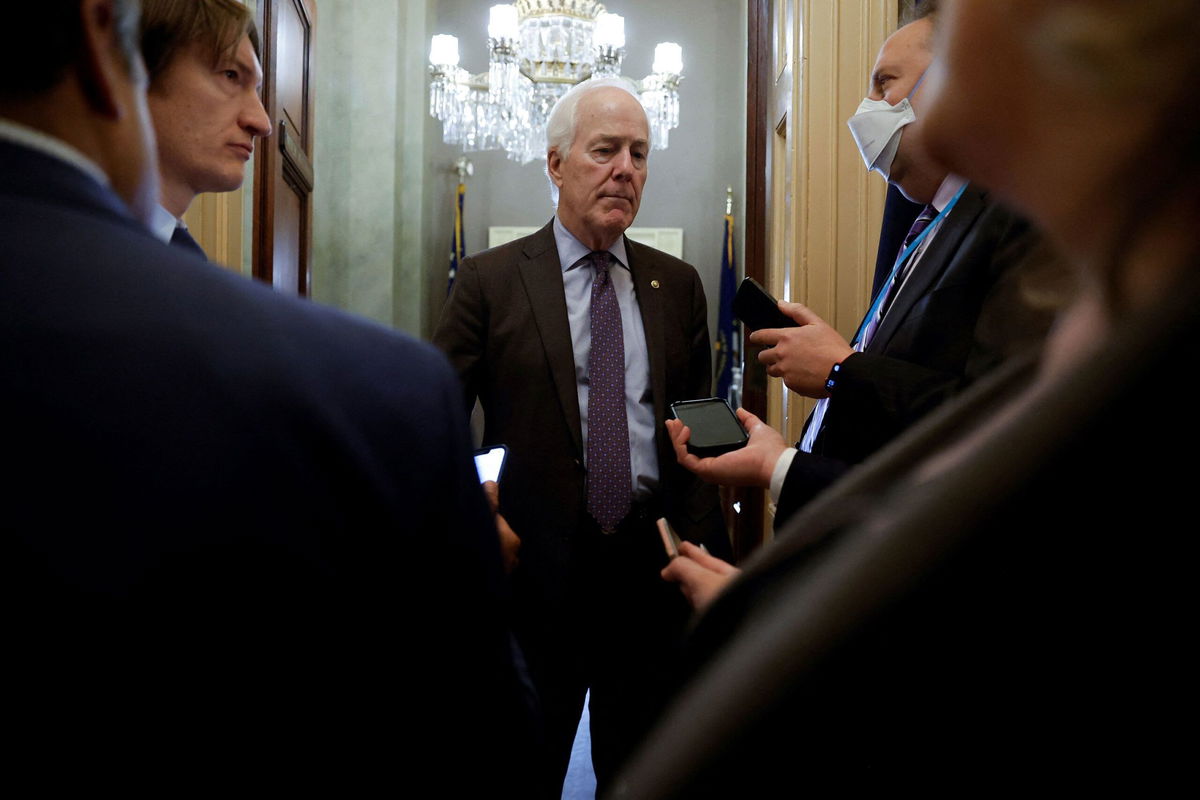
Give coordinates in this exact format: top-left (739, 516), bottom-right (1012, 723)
top-left (431, 256), bottom-right (486, 411)
top-left (417, 360), bottom-right (540, 793)
top-left (773, 450), bottom-right (853, 530)
top-left (687, 268), bottom-right (714, 400)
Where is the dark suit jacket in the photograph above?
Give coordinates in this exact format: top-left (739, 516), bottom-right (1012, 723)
top-left (433, 221), bottom-right (728, 630)
top-left (777, 185), bottom-right (1053, 520)
top-left (0, 139), bottom-right (530, 790)
top-left (613, 263), bottom-right (1200, 797)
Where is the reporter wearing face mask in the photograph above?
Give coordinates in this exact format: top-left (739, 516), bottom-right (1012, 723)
top-left (665, 10), bottom-right (1057, 556)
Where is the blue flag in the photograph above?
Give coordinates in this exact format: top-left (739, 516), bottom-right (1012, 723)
top-left (447, 181), bottom-right (465, 294)
top-left (714, 211), bottom-right (739, 400)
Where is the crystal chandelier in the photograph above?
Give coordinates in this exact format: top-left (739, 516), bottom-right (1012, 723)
top-left (429, 1), bottom-right (684, 164)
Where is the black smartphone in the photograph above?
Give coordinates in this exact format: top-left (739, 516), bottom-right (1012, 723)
top-left (669, 398), bottom-right (749, 458)
top-left (473, 444), bottom-right (508, 483)
top-left (732, 277), bottom-right (798, 330)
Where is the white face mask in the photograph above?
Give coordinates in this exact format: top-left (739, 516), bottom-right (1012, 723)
top-left (846, 96), bottom-right (916, 180)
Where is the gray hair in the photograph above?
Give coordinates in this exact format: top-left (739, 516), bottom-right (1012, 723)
top-left (545, 76), bottom-right (650, 206)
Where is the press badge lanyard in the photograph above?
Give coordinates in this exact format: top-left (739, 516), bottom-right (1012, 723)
top-left (851, 182), bottom-right (968, 346)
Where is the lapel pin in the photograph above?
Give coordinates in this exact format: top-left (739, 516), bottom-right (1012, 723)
top-left (651, 280), bottom-right (661, 289)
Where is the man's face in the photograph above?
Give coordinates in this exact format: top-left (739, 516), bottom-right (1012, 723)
top-left (148, 34), bottom-right (271, 215)
top-left (548, 87), bottom-right (649, 251)
top-left (867, 18), bottom-right (940, 201)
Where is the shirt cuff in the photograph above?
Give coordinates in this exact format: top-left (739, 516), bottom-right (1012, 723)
top-left (769, 447), bottom-right (798, 505)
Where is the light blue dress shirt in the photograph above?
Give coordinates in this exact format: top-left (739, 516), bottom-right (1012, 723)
top-left (554, 216), bottom-right (659, 499)
top-left (150, 203), bottom-right (179, 244)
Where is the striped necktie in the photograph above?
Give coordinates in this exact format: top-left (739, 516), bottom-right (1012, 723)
top-left (879, 203), bottom-right (937, 317)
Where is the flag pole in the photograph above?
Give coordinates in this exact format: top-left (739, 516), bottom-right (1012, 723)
top-left (447, 157), bottom-right (473, 295)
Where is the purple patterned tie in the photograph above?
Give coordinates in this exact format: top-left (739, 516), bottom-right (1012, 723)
top-left (586, 251), bottom-right (631, 533)
top-left (880, 203), bottom-right (938, 316)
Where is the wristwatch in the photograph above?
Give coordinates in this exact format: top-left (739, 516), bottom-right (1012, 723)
top-left (824, 361), bottom-right (843, 395)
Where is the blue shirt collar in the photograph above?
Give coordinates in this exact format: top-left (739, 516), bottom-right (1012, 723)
top-left (151, 203), bottom-right (182, 245)
top-left (553, 215), bottom-right (630, 273)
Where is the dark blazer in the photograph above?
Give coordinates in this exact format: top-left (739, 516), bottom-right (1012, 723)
top-left (777, 185), bottom-right (1053, 520)
top-left (435, 220), bottom-right (726, 544)
top-left (613, 264), bottom-right (1200, 797)
top-left (0, 139), bottom-right (530, 789)
top-left (433, 220), bottom-right (728, 611)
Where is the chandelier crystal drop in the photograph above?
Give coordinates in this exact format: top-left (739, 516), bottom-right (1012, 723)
top-left (429, 2), bottom-right (684, 164)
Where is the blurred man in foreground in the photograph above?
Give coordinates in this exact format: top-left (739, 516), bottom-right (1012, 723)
top-left (1, 0), bottom-right (529, 788)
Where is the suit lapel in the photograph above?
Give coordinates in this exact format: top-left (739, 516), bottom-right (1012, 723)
top-left (518, 221), bottom-right (585, 455)
top-left (626, 237), bottom-right (669, 426)
top-left (868, 185), bottom-right (987, 353)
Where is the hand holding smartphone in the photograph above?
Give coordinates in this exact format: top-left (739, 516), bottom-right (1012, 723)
top-left (669, 398), bottom-right (749, 457)
top-left (473, 445), bottom-right (508, 484)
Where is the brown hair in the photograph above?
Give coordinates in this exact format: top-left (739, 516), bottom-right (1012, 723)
top-left (140, 0), bottom-right (260, 83)
top-left (0, 0), bottom-right (142, 101)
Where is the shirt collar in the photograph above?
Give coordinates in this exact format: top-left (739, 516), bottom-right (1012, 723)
top-left (553, 215), bottom-right (630, 273)
top-left (151, 203), bottom-right (181, 245)
top-left (931, 173), bottom-right (968, 212)
top-left (0, 117), bottom-right (110, 190)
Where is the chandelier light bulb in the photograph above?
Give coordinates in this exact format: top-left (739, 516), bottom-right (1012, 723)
top-left (595, 13), bottom-right (625, 49)
top-left (653, 42), bottom-right (683, 75)
top-left (488, 4), bottom-right (519, 41)
top-left (430, 34), bottom-right (460, 67)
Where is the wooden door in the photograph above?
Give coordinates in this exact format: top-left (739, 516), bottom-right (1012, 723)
top-left (766, 0), bottom-right (798, 510)
top-left (743, 1), bottom-right (896, 546)
top-left (739, 0), bottom-right (799, 551)
top-left (254, 0), bottom-right (316, 296)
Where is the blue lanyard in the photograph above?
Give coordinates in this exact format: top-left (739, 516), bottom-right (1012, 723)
top-left (851, 183), bottom-right (967, 345)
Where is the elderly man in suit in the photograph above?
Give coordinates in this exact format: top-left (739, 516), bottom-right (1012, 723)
top-left (1, 0), bottom-right (529, 789)
top-left (662, 11), bottom-right (1054, 609)
top-left (434, 76), bottom-right (728, 794)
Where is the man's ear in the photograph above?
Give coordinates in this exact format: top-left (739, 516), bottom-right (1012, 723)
top-left (76, 0), bottom-right (134, 120)
top-left (547, 148), bottom-right (565, 186)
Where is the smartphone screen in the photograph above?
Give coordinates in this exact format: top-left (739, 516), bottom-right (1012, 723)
top-left (670, 398), bottom-right (748, 455)
top-left (473, 445), bottom-right (508, 483)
